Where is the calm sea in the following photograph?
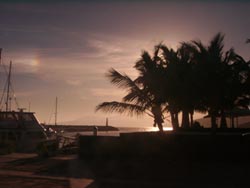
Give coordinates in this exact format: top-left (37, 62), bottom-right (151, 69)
top-left (64, 127), bottom-right (173, 137)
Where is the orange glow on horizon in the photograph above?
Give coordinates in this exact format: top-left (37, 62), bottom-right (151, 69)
top-left (147, 127), bottom-right (173, 132)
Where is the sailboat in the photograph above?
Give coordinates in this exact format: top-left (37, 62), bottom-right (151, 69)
top-left (43, 97), bottom-right (60, 137)
top-left (0, 52), bottom-right (50, 152)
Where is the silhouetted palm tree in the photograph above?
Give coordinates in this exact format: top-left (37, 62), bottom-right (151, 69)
top-left (96, 49), bottom-right (167, 132)
top-left (227, 54), bottom-right (250, 127)
top-left (159, 43), bottom-right (204, 129)
top-left (190, 33), bottom-right (230, 129)
top-left (97, 33), bottom-right (250, 132)
top-left (185, 33), bottom-right (250, 130)
top-left (156, 45), bottom-right (182, 129)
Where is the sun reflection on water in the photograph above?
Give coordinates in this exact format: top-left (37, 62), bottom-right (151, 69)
top-left (146, 127), bottom-right (173, 132)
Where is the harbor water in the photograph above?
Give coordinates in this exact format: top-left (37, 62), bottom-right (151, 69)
top-left (63, 126), bottom-right (173, 137)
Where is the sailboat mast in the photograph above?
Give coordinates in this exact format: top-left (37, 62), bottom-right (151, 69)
top-left (55, 96), bottom-right (58, 126)
top-left (6, 61), bottom-right (12, 112)
top-left (0, 48), bottom-right (2, 64)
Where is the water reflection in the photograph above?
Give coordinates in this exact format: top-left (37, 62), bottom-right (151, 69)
top-left (146, 127), bottom-right (173, 132)
top-left (64, 126), bottom-right (173, 137)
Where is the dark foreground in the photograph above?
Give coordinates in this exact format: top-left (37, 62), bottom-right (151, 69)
top-left (0, 153), bottom-right (95, 188)
top-left (78, 130), bottom-right (250, 187)
top-left (1, 130), bottom-right (250, 187)
top-left (1, 152), bottom-right (250, 188)
top-left (85, 158), bottom-right (250, 188)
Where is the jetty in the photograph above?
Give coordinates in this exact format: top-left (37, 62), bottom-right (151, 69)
top-left (43, 125), bottom-right (119, 132)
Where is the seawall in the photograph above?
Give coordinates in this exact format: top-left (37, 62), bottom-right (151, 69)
top-left (78, 131), bottom-right (250, 161)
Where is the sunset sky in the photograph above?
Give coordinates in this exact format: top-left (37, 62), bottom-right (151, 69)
top-left (0, 0), bottom-right (249, 127)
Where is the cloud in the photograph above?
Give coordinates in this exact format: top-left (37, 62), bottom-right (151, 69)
top-left (87, 38), bottom-right (124, 57)
top-left (90, 87), bottom-right (126, 98)
top-left (66, 78), bottom-right (83, 86)
top-left (0, 1), bottom-right (249, 126)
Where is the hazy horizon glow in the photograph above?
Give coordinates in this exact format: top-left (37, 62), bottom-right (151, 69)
top-left (0, 1), bottom-right (249, 127)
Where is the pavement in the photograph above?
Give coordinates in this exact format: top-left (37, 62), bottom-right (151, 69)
top-left (0, 153), bottom-right (95, 188)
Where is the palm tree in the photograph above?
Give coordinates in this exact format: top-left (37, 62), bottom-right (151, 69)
top-left (97, 34), bottom-right (250, 132)
top-left (156, 45), bottom-right (182, 129)
top-left (159, 44), bottom-right (202, 129)
top-left (184, 33), bottom-right (249, 130)
top-left (96, 49), bottom-right (167, 132)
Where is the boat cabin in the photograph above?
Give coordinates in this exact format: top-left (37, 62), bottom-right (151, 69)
top-left (0, 111), bottom-right (47, 151)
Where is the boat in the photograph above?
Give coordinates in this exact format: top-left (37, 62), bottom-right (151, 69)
top-left (0, 110), bottom-right (49, 152)
top-left (0, 52), bottom-right (56, 153)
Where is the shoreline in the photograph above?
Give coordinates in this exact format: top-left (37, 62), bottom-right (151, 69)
top-left (43, 125), bottom-right (119, 132)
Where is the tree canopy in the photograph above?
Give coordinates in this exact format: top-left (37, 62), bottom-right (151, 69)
top-left (96, 33), bottom-right (250, 131)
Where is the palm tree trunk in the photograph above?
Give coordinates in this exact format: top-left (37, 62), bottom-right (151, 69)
top-left (231, 116), bottom-right (235, 128)
top-left (174, 113), bottom-right (179, 129)
top-left (220, 110), bottom-right (227, 128)
top-left (211, 115), bottom-right (217, 132)
top-left (190, 111), bottom-right (194, 127)
top-left (209, 110), bottom-right (217, 133)
top-left (157, 123), bottom-right (163, 132)
top-left (170, 111), bottom-right (177, 130)
top-left (152, 105), bottom-right (164, 132)
top-left (209, 109), bottom-right (218, 130)
top-left (170, 111), bottom-right (179, 131)
top-left (181, 109), bottom-right (190, 128)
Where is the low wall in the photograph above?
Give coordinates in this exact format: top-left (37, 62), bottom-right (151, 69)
top-left (78, 132), bottom-right (250, 161)
top-left (78, 136), bottom-right (121, 159)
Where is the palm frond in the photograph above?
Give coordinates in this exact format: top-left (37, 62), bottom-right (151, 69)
top-left (180, 42), bottom-right (200, 61)
top-left (96, 101), bottom-right (146, 116)
top-left (191, 40), bottom-right (207, 55)
top-left (153, 42), bottom-right (164, 63)
top-left (159, 45), bottom-right (172, 59)
top-left (223, 48), bottom-right (235, 64)
top-left (159, 44), bottom-right (180, 66)
top-left (178, 44), bottom-right (191, 63)
top-left (208, 32), bottom-right (224, 58)
top-left (107, 68), bottom-right (153, 107)
top-left (134, 51), bottom-right (153, 73)
top-left (154, 43), bottom-right (162, 58)
top-left (123, 90), bottom-right (146, 103)
top-left (122, 88), bottom-right (153, 108)
top-left (106, 68), bottom-right (137, 89)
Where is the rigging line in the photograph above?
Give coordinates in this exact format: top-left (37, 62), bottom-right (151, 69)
top-left (0, 62), bottom-right (19, 109)
top-left (0, 79), bottom-right (7, 110)
top-left (1, 62), bottom-right (9, 76)
top-left (0, 70), bottom-right (8, 108)
top-left (0, 64), bottom-right (8, 107)
top-left (47, 102), bottom-right (55, 124)
top-left (6, 61), bottom-right (12, 111)
top-left (7, 79), bottom-right (20, 109)
top-left (13, 93), bottom-right (19, 109)
top-left (0, 52), bottom-right (16, 110)
top-left (0, 51), bottom-right (19, 110)
top-left (48, 111), bottom-right (53, 125)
